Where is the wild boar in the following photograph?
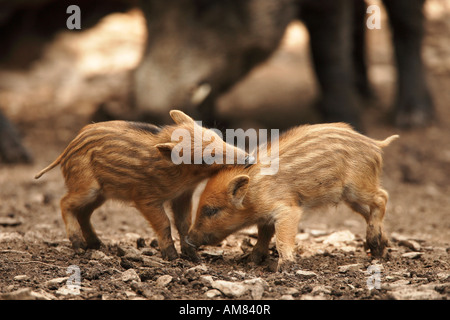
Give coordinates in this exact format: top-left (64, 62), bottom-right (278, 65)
top-left (134, 0), bottom-right (432, 129)
top-left (0, 110), bottom-right (32, 163)
top-left (186, 123), bottom-right (398, 271)
top-left (34, 110), bottom-right (251, 260)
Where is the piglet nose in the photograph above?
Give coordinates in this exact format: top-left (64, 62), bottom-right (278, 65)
top-left (244, 155), bottom-right (256, 168)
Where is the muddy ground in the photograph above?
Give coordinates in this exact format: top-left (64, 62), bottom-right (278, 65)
top-left (0, 1), bottom-right (449, 301)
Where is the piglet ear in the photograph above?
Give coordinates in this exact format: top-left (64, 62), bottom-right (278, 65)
top-left (155, 143), bottom-right (175, 160)
top-left (169, 110), bottom-right (195, 124)
top-left (227, 175), bottom-right (250, 209)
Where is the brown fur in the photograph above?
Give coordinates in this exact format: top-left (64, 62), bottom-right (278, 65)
top-left (187, 123), bottom-right (399, 271)
top-left (35, 110), bottom-right (249, 260)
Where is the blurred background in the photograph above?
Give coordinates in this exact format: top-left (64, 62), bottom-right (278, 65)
top-left (0, 0), bottom-right (448, 144)
top-left (0, 0), bottom-right (449, 243)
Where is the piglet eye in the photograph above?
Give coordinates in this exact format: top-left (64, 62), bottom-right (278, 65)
top-left (202, 206), bottom-right (220, 217)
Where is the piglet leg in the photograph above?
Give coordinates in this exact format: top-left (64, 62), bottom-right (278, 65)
top-left (135, 200), bottom-right (178, 260)
top-left (250, 222), bottom-right (275, 265)
top-left (170, 189), bottom-right (199, 262)
top-left (366, 189), bottom-right (390, 258)
top-left (274, 206), bottom-right (302, 272)
top-left (60, 186), bottom-right (104, 251)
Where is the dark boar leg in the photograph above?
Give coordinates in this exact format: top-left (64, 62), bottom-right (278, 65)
top-left (250, 222), bottom-right (275, 265)
top-left (135, 200), bottom-right (178, 260)
top-left (170, 189), bottom-right (199, 262)
top-left (0, 110), bottom-right (32, 163)
top-left (301, 0), bottom-right (362, 131)
top-left (383, 0), bottom-right (434, 128)
top-left (352, 0), bottom-right (375, 101)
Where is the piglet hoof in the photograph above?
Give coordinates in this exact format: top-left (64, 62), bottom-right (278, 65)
top-left (70, 247), bottom-right (86, 255)
top-left (86, 239), bottom-right (103, 250)
top-left (249, 250), bottom-right (268, 265)
top-left (69, 237), bottom-right (87, 254)
top-left (365, 237), bottom-right (390, 260)
top-left (161, 245), bottom-right (179, 261)
top-left (368, 249), bottom-right (390, 261)
top-left (276, 259), bottom-right (296, 273)
top-left (181, 246), bottom-right (200, 263)
top-left (267, 260), bottom-right (279, 273)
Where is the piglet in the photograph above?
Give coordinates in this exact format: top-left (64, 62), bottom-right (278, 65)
top-left (35, 110), bottom-right (250, 260)
top-left (186, 123), bottom-right (398, 271)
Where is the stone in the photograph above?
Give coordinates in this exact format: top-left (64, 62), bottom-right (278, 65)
top-left (56, 286), bottom-right (80, 296)
top-left (398, 239), bottom-right (422, 252)
top-left (14, 275), bottom-right (29, 281)
top-left (311, 285), bottom-right (332, 295)
top-left (0, 232), bottom-right (23, 242)
top-left (186, 264), bottom-right (208, 273)
top-left (389, 286), bottom-right (442, 300)
top-left (296, 270), bottom-right (318, 279)
top-left (23, 230), bottom-right (45, 243)
top-left (205, 289), bottom-right (222, 298)
top-left (200, 276), bottom-right (267, 299)
top-left (390, 232), bottom-right (408, 242)
top-left (382, 279), bottom-right (410, 290)
top-left (338, 263), bottom-right (362, 273)
top-left (156, 275), bottom-right (173, 287)
top-left (184, 264), bottom-right (208, 281)
top-left (323, 230), bottom-right (355, 245)
top-left (285, 288), bottom-right (300, 296)
top-left (140, 247), bottom-right (156, 256)
top-left (119, 245), bottom-right (142, 257)
top-left (142, 256), bottom-right (165, 268)
top-left (124, 253), bottom-right (143, 262)
top-left (89, 250), bottom-right (108, 260)
top-left (401, 252), bottom-right (424, 259)
top-left (244, 278), bottom-right (267, 300)
top-left (45, 277), bottom-right (68, 287)
top-left (340, 246), bottom-right (357, 253)
top-left (201, 248), bottom-right (224, 257)
top-left (121, 269), bottom-right (140, 283)
top-left (309, 229), bottom-right (328, 237)
top-left (31, 289), bottom-right (56, 300)
top-left (125, 291), bottom-right (137, 298)
top-left (300, 294), bottom-right (327, 300)
top-left (437, 272), bottom-right (450, 281)
top-left (56, 245), bottom-right (74, 256)
top-left (206, 278), bottom-right (247, 297)
top-left (0, 288), bottom-right (35, 300)
top-left (0, 288), bottom-right (56, 300)
top-left (295, 233), bottom-right (310, 241)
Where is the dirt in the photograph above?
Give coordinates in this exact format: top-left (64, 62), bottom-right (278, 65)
top-left (0, 1), bottom-right (449, 301)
